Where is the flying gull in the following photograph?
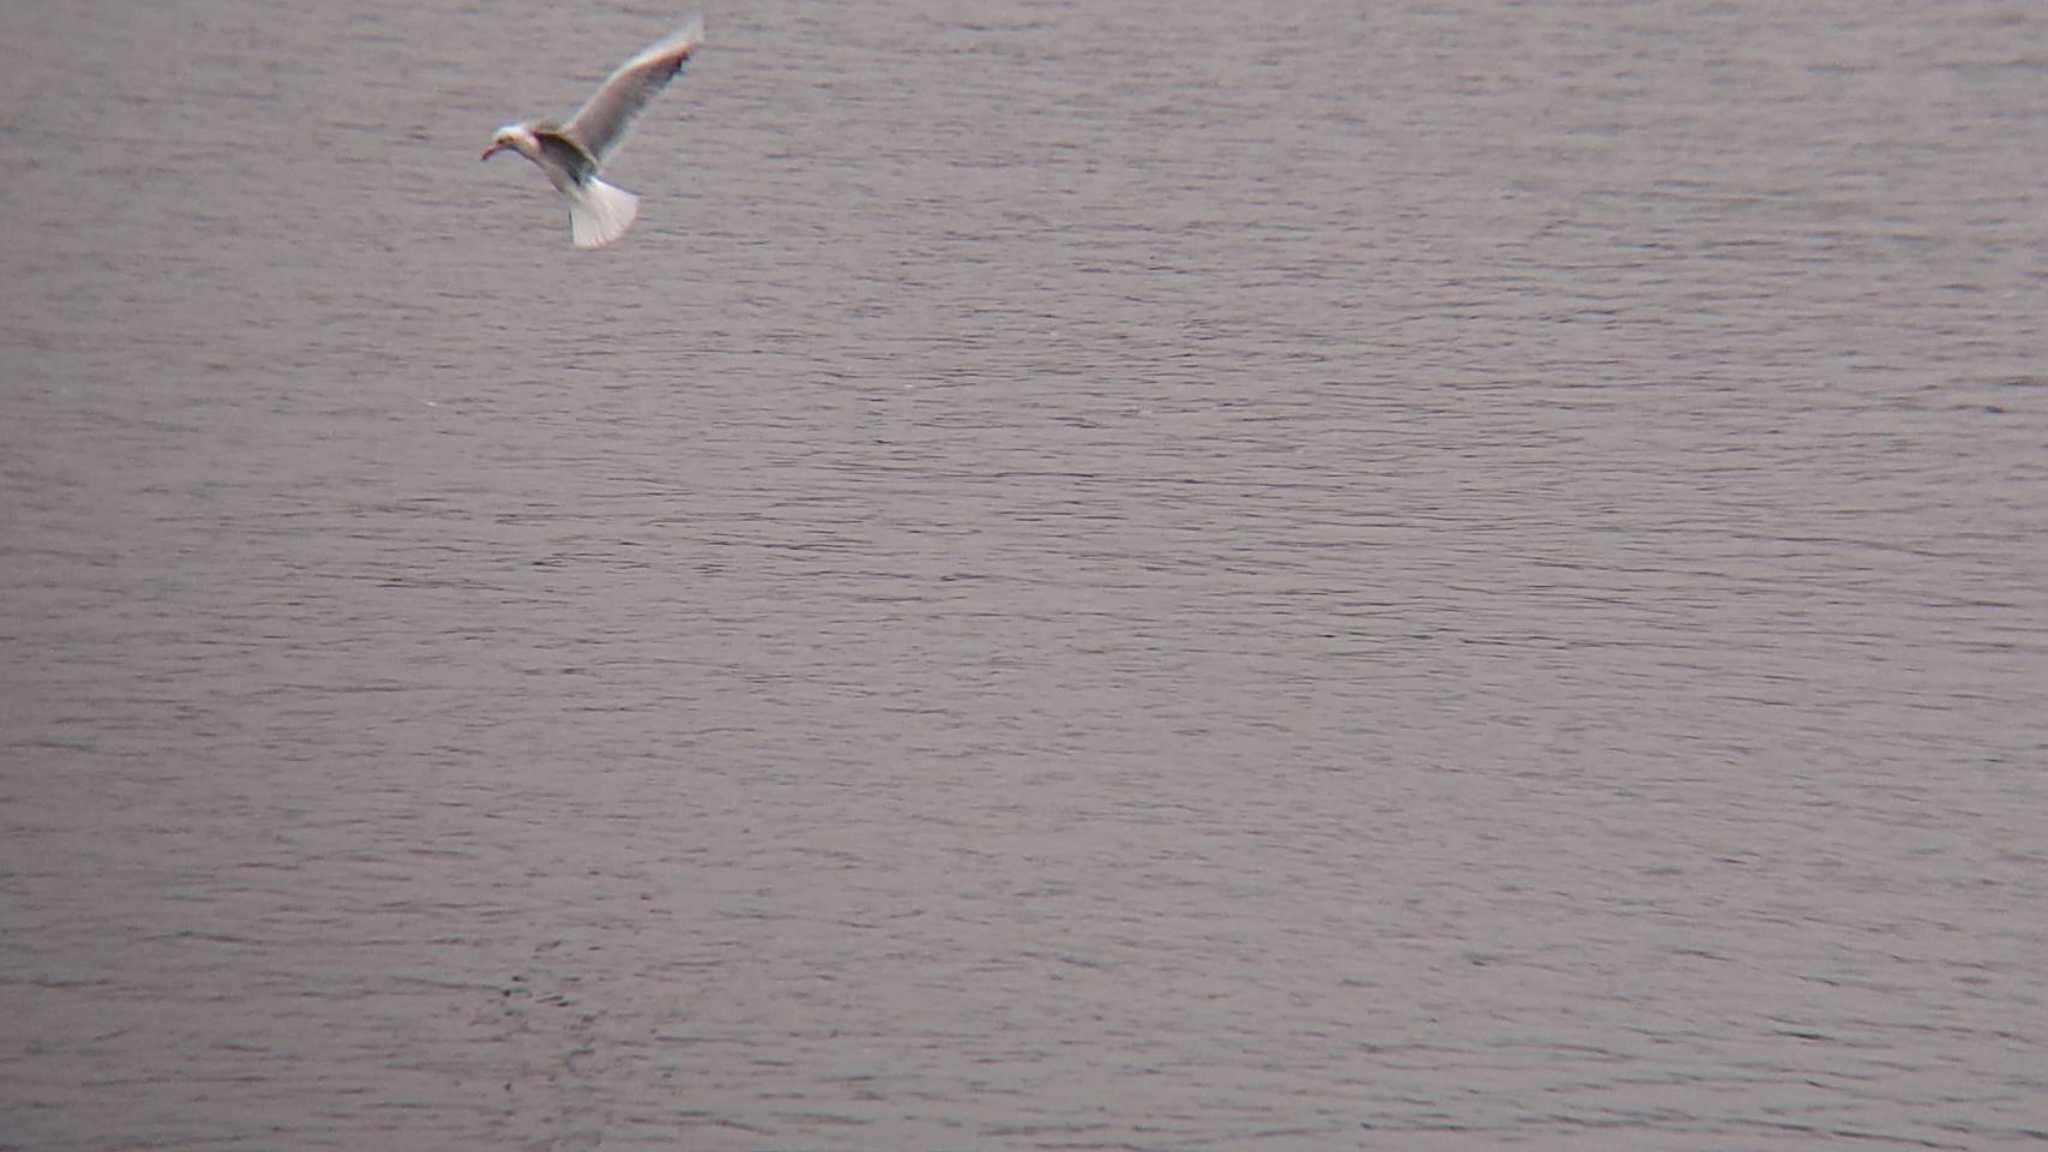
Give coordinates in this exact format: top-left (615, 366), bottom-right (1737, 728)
top-left (481, 16), bottom-right (705, 249)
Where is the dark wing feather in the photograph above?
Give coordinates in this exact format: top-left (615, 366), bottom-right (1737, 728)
top-left (533, 129), bottom-right (596, 184)
top-left (563, 16), bottom-right (704, 163)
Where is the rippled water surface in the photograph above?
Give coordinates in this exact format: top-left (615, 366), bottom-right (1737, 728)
top-left (4, 1), bottom-right (2046, 1148)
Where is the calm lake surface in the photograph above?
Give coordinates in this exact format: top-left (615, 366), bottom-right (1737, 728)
top-left (3, 1), bottom-right (2045, 1148)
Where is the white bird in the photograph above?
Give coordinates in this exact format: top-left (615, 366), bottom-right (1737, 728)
top-left (481, 16), bottom-right (705, 249)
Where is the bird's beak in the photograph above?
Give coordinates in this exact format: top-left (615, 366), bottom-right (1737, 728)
top-left (481, 143), bottom-right (501, 161)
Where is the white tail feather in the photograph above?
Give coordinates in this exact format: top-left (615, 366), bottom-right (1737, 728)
top-left (567, 178), bottom-right (640, 249)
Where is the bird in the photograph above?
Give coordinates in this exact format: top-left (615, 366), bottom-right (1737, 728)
top-left (481, 16), bottom-right (705, 249)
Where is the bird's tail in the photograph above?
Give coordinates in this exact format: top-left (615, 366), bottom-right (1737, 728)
top-left (568, 177), bottom-right (639, 249)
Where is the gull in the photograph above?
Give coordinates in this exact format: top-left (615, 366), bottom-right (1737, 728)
top-left (481, 16), bottom-right (705, 249)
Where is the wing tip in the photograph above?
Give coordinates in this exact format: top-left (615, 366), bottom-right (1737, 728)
top-left (626, 13), bottom-right (705, 71)
top-left (666, 13), bottom-right (706, 55)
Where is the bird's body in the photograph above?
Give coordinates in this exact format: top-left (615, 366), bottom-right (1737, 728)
top-left (482, 17), bottom-right (704, 249)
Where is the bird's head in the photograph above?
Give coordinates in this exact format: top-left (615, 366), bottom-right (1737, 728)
top-left (481, 124), bottom-right (536, 161)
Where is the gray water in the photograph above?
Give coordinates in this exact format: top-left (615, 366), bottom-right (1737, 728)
top-left (3, 0), bottom-right (2046, 1148)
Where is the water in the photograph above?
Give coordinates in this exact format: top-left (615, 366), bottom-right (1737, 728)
top-left (3, 0), bottom-right (2045, 1147)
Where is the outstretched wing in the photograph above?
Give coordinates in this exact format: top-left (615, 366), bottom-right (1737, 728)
top-left (564, 16), bottom-right (704, 163)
